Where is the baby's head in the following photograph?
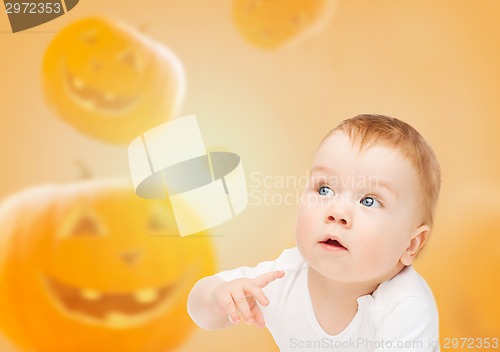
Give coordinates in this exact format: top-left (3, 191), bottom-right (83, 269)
top-left (326, 114), bottom-right (441, 228)
top-left (296, 114), bottom-right (441, 285)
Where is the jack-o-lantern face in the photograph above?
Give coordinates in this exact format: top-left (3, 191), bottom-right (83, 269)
top-left (42, 17), bottom-right (185, 144)
top-left (0, 180), bottom-right (215, 352)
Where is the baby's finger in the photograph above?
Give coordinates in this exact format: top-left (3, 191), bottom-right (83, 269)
top-left (228, 314), bottom-right (239, 325)
top-left (243, 284), bottom-right (270, 307)
top-left (230, 288), bottom-right (254, 324)
top-left (217, 292), bottom-right (240, 324)
top-left (254, 270), bottom-right (285, 289)
top-left (250, 302), bottom-right (266, 328)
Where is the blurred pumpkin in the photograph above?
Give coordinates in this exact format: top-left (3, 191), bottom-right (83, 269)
top-left (416, 186), bottom-right (500, 341)
top-left (0, 180), bottom-right (216, 352)
top-left (42, 17), bottom-right (185, 144)
top-left (232, 0), bottom-right (336, 49)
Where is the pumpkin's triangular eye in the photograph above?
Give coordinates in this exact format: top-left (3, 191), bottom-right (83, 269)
top-left (148, 201), bottom-right (178, 234)
top-left (59, 206), bottom-right (106, 238)
top-left (118, 49), bottom-right (142, 70)
top-left (81, 30), bottom-right (98, 46)
top-left (72, 215), bottom-right (101, 236)
top-left (148, 216), bottom-right (165, 231)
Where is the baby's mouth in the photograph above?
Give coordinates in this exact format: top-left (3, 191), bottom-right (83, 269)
top-left (320, 237), bottom-right (348, 250)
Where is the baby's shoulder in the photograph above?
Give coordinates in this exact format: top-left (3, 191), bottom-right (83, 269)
top-left (371, 266), bottom-right (436, 309)
top-left (273, 247), bottom-right (306, 271)
top-left (367, 266), bottom-right (439, 334)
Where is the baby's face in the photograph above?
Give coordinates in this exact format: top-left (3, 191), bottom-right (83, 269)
top-left (296, 132), bottom-right (424, 285)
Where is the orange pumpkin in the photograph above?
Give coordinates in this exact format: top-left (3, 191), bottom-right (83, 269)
top-left (0, 180), bottom-right (216, 352)
top-left (416, 186), bottom-right (500, 340)
top-left (42, 17), bottom-right (185, 144)
top-left (232, 0), bottom-right (336, 49)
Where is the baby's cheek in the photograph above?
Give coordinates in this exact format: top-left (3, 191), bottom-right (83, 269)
top-left (295, 212), bottom-right (319, 258)
top-left (295, 206), bottom-right (314, 233)
top-left (295, 222), bottom-right (311, 247)
top-left (356, 238), bottom-right (398, 271)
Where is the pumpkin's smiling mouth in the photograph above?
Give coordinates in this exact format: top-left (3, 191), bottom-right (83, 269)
top-left (42, 275), bottom-right (180, 328)
top-left (64, 70), bottom-right (139, 114)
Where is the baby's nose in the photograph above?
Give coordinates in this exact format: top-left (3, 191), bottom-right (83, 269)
top-left (325, 205), bottom-right (352, 228)
top-left (326, 215), bottom-right (348, 225)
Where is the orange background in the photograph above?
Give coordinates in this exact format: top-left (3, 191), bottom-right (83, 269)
top-left (1, 0), bottom-right (500, 351)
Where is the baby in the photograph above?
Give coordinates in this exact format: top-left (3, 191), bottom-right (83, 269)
top-left (187, 114), bottom-right (441, 351)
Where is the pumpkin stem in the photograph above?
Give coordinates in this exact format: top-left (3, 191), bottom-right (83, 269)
top-left (74, 159), bottom-right (93, 179)
top-left (138, 23), bottom-right (150, 33)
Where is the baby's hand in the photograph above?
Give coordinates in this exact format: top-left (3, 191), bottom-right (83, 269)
top-left (209, 270), bottom-right (285, 328)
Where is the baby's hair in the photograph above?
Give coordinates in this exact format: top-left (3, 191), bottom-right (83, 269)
top-left (322, 114), bottom-right (441, 227)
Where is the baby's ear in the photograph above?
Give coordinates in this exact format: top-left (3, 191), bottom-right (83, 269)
top-left (400, 224), bottom-right (430, 266)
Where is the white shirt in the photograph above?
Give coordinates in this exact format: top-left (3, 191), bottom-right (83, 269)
top-left (216, 247), bottom-right (439, 352)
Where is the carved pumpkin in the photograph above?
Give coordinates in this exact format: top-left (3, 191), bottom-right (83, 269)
top-left (42, 17), bottom-right (185, 144)
top-left (0, 180), bottom-right (215, 352)
top-left (232, 0), bottom-right (336, 49)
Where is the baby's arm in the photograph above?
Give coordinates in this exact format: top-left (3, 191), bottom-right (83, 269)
top-left (187, 271), bottom-right (285, 330)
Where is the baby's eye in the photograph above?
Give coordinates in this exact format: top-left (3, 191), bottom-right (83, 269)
top-left (360, 196), bottom-right (382, 208)
top-left (318, 186), bottom-right (334, 197)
